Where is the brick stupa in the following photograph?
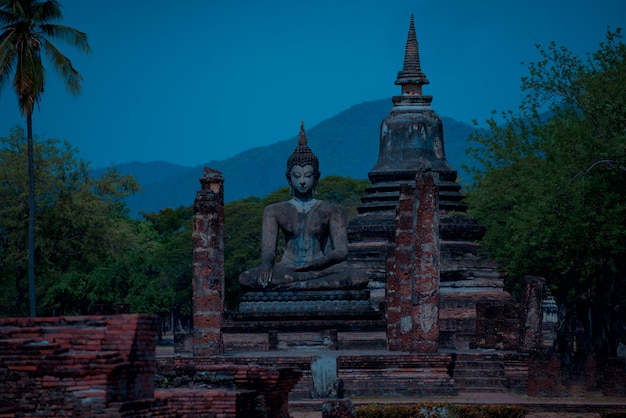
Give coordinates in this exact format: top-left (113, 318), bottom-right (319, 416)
top-left (347, 14), bottom-right (516, 351)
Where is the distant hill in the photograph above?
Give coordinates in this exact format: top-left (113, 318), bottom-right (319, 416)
top-left (101, 98), bottom-right (477, 217)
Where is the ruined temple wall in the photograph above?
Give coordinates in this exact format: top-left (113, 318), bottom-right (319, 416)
top-left (0, 314), bottom-right (157, 416)
top-left (180, 352), bottom-right (456, 399)
top-left (0, 314), bottom-right (290, 417)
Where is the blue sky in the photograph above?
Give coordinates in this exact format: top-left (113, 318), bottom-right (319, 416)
top-left (1, 0), bottom-right (624, 168)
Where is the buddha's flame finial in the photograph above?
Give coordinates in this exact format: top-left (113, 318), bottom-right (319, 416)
top-left (298, 121), bottom-right (307, 146)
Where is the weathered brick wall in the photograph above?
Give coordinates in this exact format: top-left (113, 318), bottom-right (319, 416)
top-left (170, 352), bottom-right (456, 399)
top-left (527, 350), bottom-right (565, 397)
top-left (192, 167), bottom-right (225, 356)
top-left (0, 314), bottom-right (156, 416)
top-left (1, 315), bottom-right (300, 417)
top-left (412, 170), bottom-right (441, 352)
top-left (157, 356), bottom-right (303, 415)
top-left (520, 276), bottom-right (546, 351)
top-left (475, 300), bottom-right (521, 350)
top-left (602, 357), bottom-right (626, 397)
top-left (337, 353), bottom-right (455, 397)
top-left (387, 171), bottom-right (440, 352)
top-left (503, 354), bottom-right (529, 392)
top-left (154, 388), bottom-right (258, 417)
top-left (529, 351), bottom-right (626, 398)
top-left (386, 181), bottom-right (414, 351)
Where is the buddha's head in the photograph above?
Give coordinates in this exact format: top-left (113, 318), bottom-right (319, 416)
top-left (286, 122), bottom-right (320, 194)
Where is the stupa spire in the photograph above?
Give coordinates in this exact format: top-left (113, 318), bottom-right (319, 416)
top-left (395, 14), bottom-right (429, 95)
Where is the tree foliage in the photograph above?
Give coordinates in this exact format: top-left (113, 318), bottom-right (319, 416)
top-left (0, 0), bottom-right (91, 316)
top-left (140, 205), bottom-right (194, 331)
top-left (465, 29), bottom-right (626, 349)
top-left (0, 128), bottom-right (197, 331)
top-left (0, 127), bottom-right (141, 315)
top-left (0, 126), bottom-right (369, 328)
top-left (0, 126), bottom-right (191, 319)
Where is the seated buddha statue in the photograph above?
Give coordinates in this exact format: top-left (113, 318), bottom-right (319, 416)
top-left (238, 122), bottom-right (369, 292)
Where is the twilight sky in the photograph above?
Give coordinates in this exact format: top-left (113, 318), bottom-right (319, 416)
top-left (1, 0), bottom-right (624, 168)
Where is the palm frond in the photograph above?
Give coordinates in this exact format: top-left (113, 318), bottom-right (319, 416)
top-left (0, 8), bottom-right (19, 26)
top-left (13, 42), bottom-right (44, 115)
top-left (34, 0), bottom-right (63, 23)
top-left (0, 0), bottom-right (89, 110)
top-left (2, 0), bottom-right (26, 21)
top-left (0, 29), bottom-right (17, 90)
top-left (42, 37), bottom-right (81, 95)
top-left (40, 23), bottom-right (90, 54)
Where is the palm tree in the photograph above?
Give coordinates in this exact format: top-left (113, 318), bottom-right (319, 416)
top-left (0, 0), bottom-right (90, 316)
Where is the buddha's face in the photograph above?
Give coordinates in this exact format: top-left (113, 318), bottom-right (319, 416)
top-left (289, 164), bottom-right (316, 198)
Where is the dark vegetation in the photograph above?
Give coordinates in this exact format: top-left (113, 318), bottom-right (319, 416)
top-left (0, 128), bottom-right (366, 330)
top-left (0, 0), bottom-right (91, 317)
top-left (355, 403), bottom-right (527, 418)
top-left (465, 29), bottom-right (626, 356)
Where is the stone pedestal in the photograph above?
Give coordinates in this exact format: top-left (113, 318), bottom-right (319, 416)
top-left (235, 290), bottom-right (377, 320)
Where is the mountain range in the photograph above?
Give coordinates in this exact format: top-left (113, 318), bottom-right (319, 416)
top-left (101, 98), bottom-right (477, 217)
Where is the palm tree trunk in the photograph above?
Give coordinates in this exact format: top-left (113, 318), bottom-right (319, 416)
top-left (27, 112), bottom-right (36, 317)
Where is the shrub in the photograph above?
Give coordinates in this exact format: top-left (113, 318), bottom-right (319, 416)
top-left (355, 403), bottom-right (527, 418)
top-left (449, 404), bottom-right (527, 418)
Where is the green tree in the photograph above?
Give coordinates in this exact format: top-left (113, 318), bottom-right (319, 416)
top-left (141, 205), bottom-right (194, 333)
top-left (465, 29), bottom-right (626, 349)
top-left (82, 220), bottom-right (174, 317)
top-left (0, 0), bottom-right (90, 316)
top-left (141, 205), bottom-right (193, 239)
top-left (0, 127), bottom-right (139, 316)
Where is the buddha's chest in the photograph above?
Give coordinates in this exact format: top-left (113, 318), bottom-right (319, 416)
top-left (280, 209), bottom-right (330, 237)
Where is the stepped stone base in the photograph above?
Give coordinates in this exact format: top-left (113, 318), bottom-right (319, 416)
top-left (447, 351), bottom-right (529, 393)
top-left (160, 348), bottom-right (531, 399)
top-left (203, 351), bottom-right (458, 399)
top-left (222, 318), bottom-right (386, 352)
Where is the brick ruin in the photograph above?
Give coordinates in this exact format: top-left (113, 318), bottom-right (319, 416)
top-left (199, 14), bottom-right (526, 398)
top-left (2, 14), bottom-right (626, 418)
top-left (0, 315), bottom-right (301, 417)
top-left (183, 14), bottom-right (626, 400)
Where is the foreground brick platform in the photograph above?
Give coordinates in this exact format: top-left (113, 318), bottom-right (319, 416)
top-left (0, 315), bottom-right (301, 417)
top-left (159, 350), bottom-right (457, 399)
top-left (0, 314), bottom-right (156, 415)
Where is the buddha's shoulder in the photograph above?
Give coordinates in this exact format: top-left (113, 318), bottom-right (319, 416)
top-left (263, 201), bottom-right (293, 212)
top-left (316, 200), bottom-right (345, 214)
top-left (316, 200), bottom-right (339, 209)
top-left (263, 199), bottom-right (342, 213)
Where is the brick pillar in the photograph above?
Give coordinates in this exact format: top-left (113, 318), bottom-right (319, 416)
top-left (520, 275), bottom-right (546, 352)
top-left (412, 169), bottom-right (440, 352)
top-left (386, 181), bottom-right (415, 351)
top-left (386, 169), bottom-right (440, 352)
top-left (192, 167), bottom-right (225, 356)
